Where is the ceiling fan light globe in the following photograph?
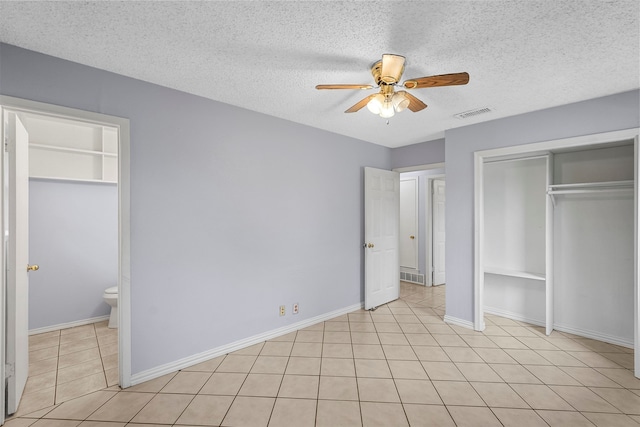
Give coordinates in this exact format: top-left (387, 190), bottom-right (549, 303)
top-left (392, 91), bottom-right (410, 112)
top-left (379, 100), bottom-right (395, 118)
top-left (366, 94), bottom-right (384, 114)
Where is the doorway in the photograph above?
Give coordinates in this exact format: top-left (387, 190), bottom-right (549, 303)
top-left (0, 96), bottom-right (131, 421)
top-left (398, 165), bottom-right (446, 288)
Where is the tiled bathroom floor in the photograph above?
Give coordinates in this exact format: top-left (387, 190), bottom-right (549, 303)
top-left (6, 282), bottom-right (640, 426)
top-left (20, 319), bottom-right (118, 416)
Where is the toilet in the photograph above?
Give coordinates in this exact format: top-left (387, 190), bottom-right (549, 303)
top-left (103, 286), bottom-right (118, 328)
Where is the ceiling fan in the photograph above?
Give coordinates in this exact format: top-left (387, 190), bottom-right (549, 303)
top-left (316, 54), bottom-right (469, 119)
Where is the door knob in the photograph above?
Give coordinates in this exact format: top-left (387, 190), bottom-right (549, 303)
top-left (410, 235), bottom-right (415, 239)
top-left (367, 243), bottom-right (375, 248)
top-left (27, 264), bottom-right (39, 272)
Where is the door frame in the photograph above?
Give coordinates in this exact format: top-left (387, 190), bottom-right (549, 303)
top-left (473, 127), bottom-right (640, 378)
top-left (0, 96), bottom-right (132, 398)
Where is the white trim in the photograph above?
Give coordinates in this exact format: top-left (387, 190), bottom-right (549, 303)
top-left (484, 306), bottom-right (545, 328)
top-left (443, 315), bottom-right (474, 330)
top-left (473, 152), bottom-right (485, 331)
top-left (0, 108), bottom-right (7, 425)
top-left (553, 323), bottom-right (634, 349)
top-left (473, 127), bottom-right (640, 376)
top-left (393, 162), bottom-right (445, 173)
top-left (0, 95), bottom-right (132, 389)
top-left (635, 135), bottom-right (640, 376)
top-left (130, 302), bottom-right (363, 386)
top-left (28, 315), bottom-right (110, 336)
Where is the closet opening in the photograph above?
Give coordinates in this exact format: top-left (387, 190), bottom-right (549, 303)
top-left (473, 128), bottom-right (640, 378)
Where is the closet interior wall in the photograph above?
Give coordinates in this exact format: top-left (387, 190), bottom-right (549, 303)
top-left (552, 144), bottom-right (635, 347)
top-left (483, 156), bottom-right (549, 327)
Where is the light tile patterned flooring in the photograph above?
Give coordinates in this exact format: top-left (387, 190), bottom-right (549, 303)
top-left (6, 282), bottom-right (640, 426)
top-left (17, 320), bottom-right (119, 418)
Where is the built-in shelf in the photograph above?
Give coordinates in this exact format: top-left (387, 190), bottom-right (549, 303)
top-left (27, 121), bottom-right (118, 183)
top-left (29, 176), bottom-right (117, 185)
top-left (30, 143), bottom-right (118, 157)
top-left (484, 267), bottom-right (546, 281)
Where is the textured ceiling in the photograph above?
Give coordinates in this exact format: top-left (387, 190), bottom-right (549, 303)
top-left (0, 1), bottom-right (638, 148)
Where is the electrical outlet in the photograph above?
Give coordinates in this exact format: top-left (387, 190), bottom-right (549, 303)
top-left (279, 305), bottom-right (285, 316)
top-left (293, 303), bottom-right (299, 314)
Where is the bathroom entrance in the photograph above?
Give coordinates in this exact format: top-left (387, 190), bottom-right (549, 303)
top-left (0, 96), bottom-right (131, 420)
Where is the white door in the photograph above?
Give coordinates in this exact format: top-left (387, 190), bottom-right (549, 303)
top-left (364, 167), bottom-right (400, 309)
top-left (5, 111), bottom-right (31, 415)
top-left (432, 179), bottom-right (446, 285)
top-left (400, 178), bottom-right (418, 269)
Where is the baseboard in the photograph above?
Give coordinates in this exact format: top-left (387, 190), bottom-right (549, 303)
top-left (130, 302), bottom-right (364, 386)
top-left (443, 315), bottom-right (474, 330)
top-left (552, 323), bottom-right (634, 349)
top-left (29, 315), bottom-right (110, 335)
top-left (484, 306), bottom-right (545, 328)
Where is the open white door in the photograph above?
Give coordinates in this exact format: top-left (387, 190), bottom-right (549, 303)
top-left (364, 167), bottom-right (399, 310)
top-left (432, 179), bottom-right (446, 285)
top-left (5, 111), bottom-right (31, 415)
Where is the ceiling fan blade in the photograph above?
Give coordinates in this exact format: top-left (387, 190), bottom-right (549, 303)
top-left (403, 72), bottom-right (469, 89)
top-left (380, 54), bottom-right (406, 84)
top-left (404, 92), bottom-right (428, 112)
top-left (345, 95), bottom-right (375, 113)
top-left (316, 84), bottom-right (373, 90)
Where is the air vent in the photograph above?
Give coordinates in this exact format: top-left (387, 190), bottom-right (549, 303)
top-left (400, 271), bottom-right (425, 285)
top-left (454, 107), bottom-right (493, 119)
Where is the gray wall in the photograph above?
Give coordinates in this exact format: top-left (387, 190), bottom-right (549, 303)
top-left (29, 179), bottom-right (117, 330)
top-left (391, 138), bottom-right (445, 169)
top-left (444, 90), bottom-right (640, 323)
top-left (0, 43), bottom-right (390, 374)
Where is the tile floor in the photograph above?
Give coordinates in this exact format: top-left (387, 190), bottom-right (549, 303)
top-left (18, 320), bottom-right (118, 418)
top-left (6, 282), bottom-right (640, 426)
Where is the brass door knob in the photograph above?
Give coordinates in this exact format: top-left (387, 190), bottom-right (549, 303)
top-left (367, 243), bottom-right (375, 248)
top-left (27, 264), bottom-right (39, 272)
top-left (410, 235), bottom-right (415, 239)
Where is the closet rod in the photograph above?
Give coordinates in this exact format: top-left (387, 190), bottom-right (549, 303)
top-left (548, 180), bottom-right (634, 189)
top-left (547, 188), bottom-right (633, 195)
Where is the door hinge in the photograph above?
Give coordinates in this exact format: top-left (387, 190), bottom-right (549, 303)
top-left (5, 363), bottom-right (14, 379)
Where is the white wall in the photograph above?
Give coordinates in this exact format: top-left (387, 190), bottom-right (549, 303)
top-left (29, 179), bottom-right (117, 330)
top-left (0, 43), bottom-right (390, 375)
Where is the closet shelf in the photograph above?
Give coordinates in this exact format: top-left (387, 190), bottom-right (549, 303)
top-left (30, 143), bottom-right (117, 157)
top-left (484, 267), bottom-right (545, 281)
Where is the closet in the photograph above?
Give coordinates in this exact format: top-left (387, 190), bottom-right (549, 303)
top-left (483, 142), bottom-right (635, 346)
top-left (483, 155), bottom-right (552, 334)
